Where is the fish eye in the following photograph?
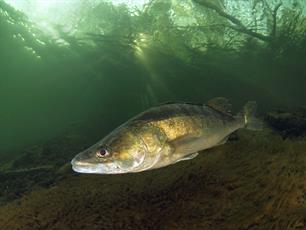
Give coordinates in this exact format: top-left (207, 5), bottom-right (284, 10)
top-left (96, 148), bottom-right (110, 158)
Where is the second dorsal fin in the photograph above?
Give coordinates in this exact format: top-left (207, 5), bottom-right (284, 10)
top-left (206, 97), bottom-right (232, 114)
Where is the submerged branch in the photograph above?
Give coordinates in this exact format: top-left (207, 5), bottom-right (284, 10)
top-left (193, 0), bottom-right (271, 42)
top-left (271, 2), bottom-right (283, 38)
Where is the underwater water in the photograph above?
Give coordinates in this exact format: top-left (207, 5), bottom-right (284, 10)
top-left (0, 0), bottom-right (306, 229)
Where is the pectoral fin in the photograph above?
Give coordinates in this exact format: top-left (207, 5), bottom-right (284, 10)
top-left (170, 135), bottom-right (201, 154)
top-left (171, 135), bottom-right (200, 146)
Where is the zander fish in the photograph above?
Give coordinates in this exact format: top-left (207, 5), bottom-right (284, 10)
top-left (71, 98), bottom-right (262, 174)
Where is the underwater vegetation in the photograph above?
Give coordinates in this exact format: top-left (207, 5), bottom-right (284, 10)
top-left (1, 0), bottom-right (306, 155)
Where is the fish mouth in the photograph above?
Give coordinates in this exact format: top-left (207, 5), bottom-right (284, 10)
top-left (71, 155), bottom-right (130, 174)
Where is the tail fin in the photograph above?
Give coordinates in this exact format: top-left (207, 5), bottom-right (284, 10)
top-left (237, 101), bottom-right (263, 131)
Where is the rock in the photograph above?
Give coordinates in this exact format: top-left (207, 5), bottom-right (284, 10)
top-left (265, 108), bottom-right (306, 138)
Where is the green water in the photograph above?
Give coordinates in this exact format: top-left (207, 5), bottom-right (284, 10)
top-left (1, 0), bottom-right (305, 156)
top-left (0, 0), bottom-right (306, 207)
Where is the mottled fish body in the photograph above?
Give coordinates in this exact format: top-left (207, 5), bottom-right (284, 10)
top-left (71, 98), bottom-right (261, 174)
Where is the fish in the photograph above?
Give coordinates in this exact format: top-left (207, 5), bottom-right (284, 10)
top-left (71, 97), bottom-right (262, 174)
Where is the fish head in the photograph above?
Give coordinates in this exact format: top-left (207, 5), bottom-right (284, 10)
top-left (71, 127), bottom-right (147, 174)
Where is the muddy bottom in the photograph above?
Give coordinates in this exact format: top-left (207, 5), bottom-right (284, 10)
top-left (0, 129), bottom-right (306, 230)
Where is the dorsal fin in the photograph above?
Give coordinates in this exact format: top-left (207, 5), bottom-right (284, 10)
top-left (206, 97), bottom-right (232, 114)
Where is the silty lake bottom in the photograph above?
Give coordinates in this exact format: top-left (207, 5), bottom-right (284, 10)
top-left (1, 0), bottom-right (306, 229)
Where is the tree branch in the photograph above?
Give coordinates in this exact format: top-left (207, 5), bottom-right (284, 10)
top-left (193, 0), bottom-right (271, 42)
top-left (271, 2), bottom-right (282, 38)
